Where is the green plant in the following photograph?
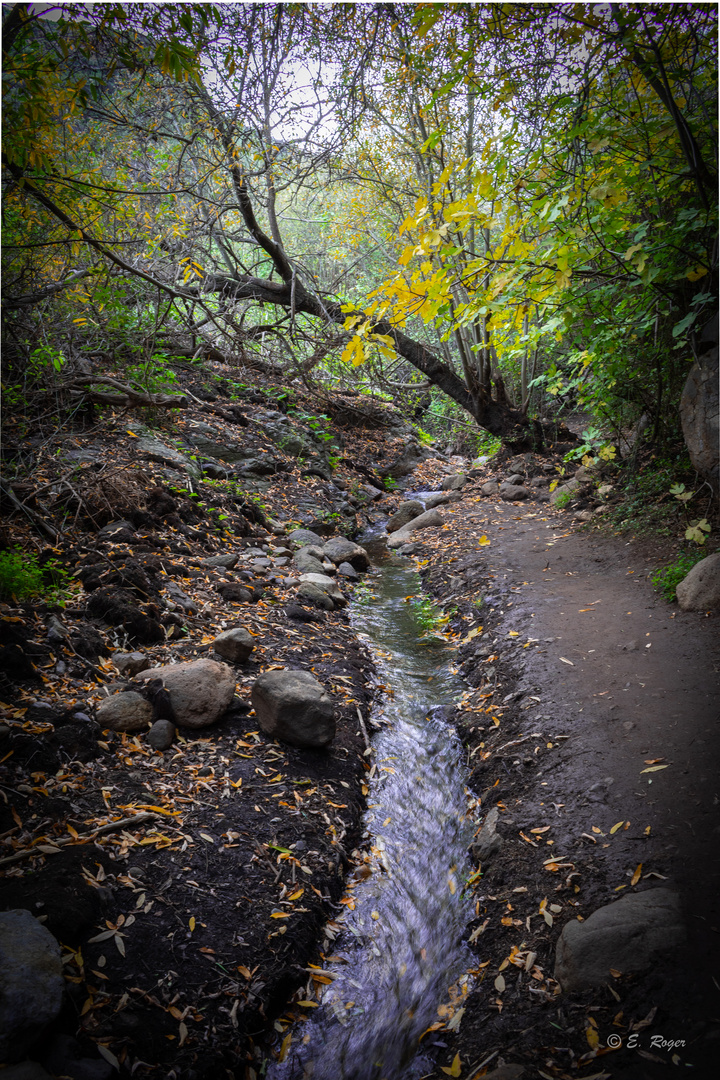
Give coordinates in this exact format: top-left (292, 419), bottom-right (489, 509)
top-left (383, 477), bottom-right (399, 492)
top-left (415, 427), bottom-right (434, 446)
top-left (554, 490), bottom-right (573, 509)
top-left (650, 550), bottom-right (708, 602)
top-left (0, 550), bottom-right (70, 604)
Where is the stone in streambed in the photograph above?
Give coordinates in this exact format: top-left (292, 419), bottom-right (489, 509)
top-left (133, 659), bottom-right (235, 728)
top-left (386, 500), bottom-right (425, 533)
top-left (386, 508), bottom-right (443, 548)
top-left (251, 669), bottom-right (335, 748)
top-left (423, 491), bottom-right (452, 509)
top-left (96, 691), bottom-right (154, 732)
top-left (293, 548), bottom-right (327, 575)
top-left (480, 480), bottom-right (499, 496)
top-left (441, 473), bottom-right (466, 491)
top-left (212, 627), bottom-right (255, 663)
top-left (112, 651), bottom-right (150, 677)
top-left (296, 583), bottom-right (336, 610)
top-left (201, 553), bottom-right (239, 570)
top-left (0, 910), bottom-right (64, 1062)
top-left (288, 528), bottom-right (324, 549)
top-left (146, 719), bottom-right (176, 751)
top-left (298, 573), bottom-right (347, 606)
top-left (337, 561), bottom-right (359, 581)
top-left (553, 888), bottom-right (685, 992)
top-left (322, 537), bottom-right (370, 570)
top-left (499, 482), bottom-right (531, 501)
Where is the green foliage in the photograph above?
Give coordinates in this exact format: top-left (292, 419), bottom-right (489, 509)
top-left (650, 551), bottom-right (708, 602)
top-left (383, 477), bottom-right (399, 492)
top-left (0, 550), bottom-right (69, 604)
top-left (554, 490), bottom-right (573, 510)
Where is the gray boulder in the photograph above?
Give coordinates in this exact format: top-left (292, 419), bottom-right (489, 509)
top-left (146, 719), bottom-right (176, 751)
top-left (212, 627), bottom-right (255, 663)
top-left (202, 553), bottom-right (239, 570)
top-left (112, 651), bottom-right (150, 677)
top-left (323, 537), bottom-right (370, 570)
top-left (296, 583), bottom-right (335, 610)
top-left (288, 528), bottom-right (324, 549)
top-left (499, 482), bottom-right (531, 501)
top-left (676, 552), bottom-right (720, 611)
top-left (469, 806), bottom-right (504, 865)
top-left (386, 500), bottom-right (425, 534)
top-left (337, 561), bottom-right (359, 581)
top-left (550, 478), bottom-right (580, 505)
top-left (293, 549), bottom-right (327, 575)
top-left (96, 691), bottom-right (153, 732)
top-left (386, 508), bottom-right (443, 549)
top-left (136, 436), bottom-right (201, 478)
top-left (554, 889), bottom-right (685, 992)
top-left (0, 910), bottom-right (64, 1062)
top-left (251, 669), bottom-right (335, 748)
top-left (480, 480), bottom-right (499, 496)
top-left (506, 473), bottom-right (524, 485)
top-left (423, 491), bottom-right (452, 509)
top-left (134, 659), bottom-right (235, 728)
top-left (298, 573), bottom-right (347, 607)
top-left (441, 473), bottom-right (466, 491)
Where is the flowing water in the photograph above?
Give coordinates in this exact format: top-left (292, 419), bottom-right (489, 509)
top-left (270, 541), bottom-right (475, 1079)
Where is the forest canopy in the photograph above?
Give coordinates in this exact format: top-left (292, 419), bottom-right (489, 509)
top-left (2, 1), bottom-right (717, 453)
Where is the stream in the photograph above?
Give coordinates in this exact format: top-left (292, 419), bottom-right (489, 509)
top-left (270, 539), bottom-right (476, 1079)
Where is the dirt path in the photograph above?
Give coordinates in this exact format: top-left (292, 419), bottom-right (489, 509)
top-left (399, 473), bottom-right (719, 1079)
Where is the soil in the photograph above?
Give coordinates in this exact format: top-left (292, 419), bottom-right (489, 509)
top-left (1, 367), bottom-right (718, 1080)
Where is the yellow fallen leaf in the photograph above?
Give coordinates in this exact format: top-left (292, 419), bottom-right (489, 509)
top-left (631, 863), bottom-right (642, 886)
top-left (641, 765), bottom-right (668, 773)
top-left (270, 912), bottom-right (290, 918)
top-left (279, 1032), bottom-right (291, 1062)
top-left (508, 630), bottom-right (519, 637)
top-left (440, 1052), bottom-right (462, 1077)
top-left (478, 535), bottom-right (490, 546)
top-left (288, 888), bottom-right (304, 901)
top-left (494, 974), bottom-right (506, 992)
top-left (189, 916), bottom-right (195, 931)
top-left (297, 1000), bottom-right (319, 1007)
top-left (610, 821), bottom-right (626, 834)
top-left (586, 1025), bottom-right (599, 1049)
top-left (371, 911), bottom-right (380, 920)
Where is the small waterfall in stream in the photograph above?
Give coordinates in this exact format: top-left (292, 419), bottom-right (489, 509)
top-left (269, 542), bottom-right (476, 1079)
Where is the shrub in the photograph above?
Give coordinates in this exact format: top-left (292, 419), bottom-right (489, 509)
top-left (0, 550), bottom-right (70, 604)
top-left (650, 550), bottom-right (708, 602)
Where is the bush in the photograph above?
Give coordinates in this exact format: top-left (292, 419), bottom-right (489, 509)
top-left (0, 550), bottom-right (69, 604)
top-left (650, 550), bottom-right (708, 602)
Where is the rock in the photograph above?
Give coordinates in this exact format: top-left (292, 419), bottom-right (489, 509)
top-left (212, 627), bottom-right (255, 663)
top-left (285, 603), bottom-right (325, 623)
top-left (293, 549), bottom-right (327, 575)
top-left (251, 669), bottom-right (335, 748)
top-left (337, 561), bottom-right (359, 581)
top-left (360, 484), bottom-right (383, 502)
top-left (96, 691), bottom-right (154, 732)
top-left (378, 439), bottom-right (432, 479)
top-left (0, 909), bottom-right (64, 1062)
top-left (136, 435), bottom-right (201, 477)
top-left (201, 553), bottom-right (239, 570)
top-left (505, 473), bottom-right (524, 485)
top-left (216, 582), bottom-right (255, 603)
top-left (680, 342), bottom-right (719, 494)
top-left (423, 491), bottom-right (451, 509)
top-left (499, 482), bottom-right (531, 501)
top-left (469, 807), bottom-right (504, 865)
top-left (41, 1034), bottom-right (114, 1080)
top-left (112, 651), bottom-right (150, 677)
top-left (597, 483), bottom-right (614, 496)
top-left (480, 480), bottom-right (499, 496)
top-left (98, 519), bottom-right (135, 540)
top-left (1, 1064), bottom-right (54, 1080)
top-left (133, 659), bottom-right (236, 728)
top-left (288, 528), bottom-right (324, 549)
top-left (574, 510), bottom-right (594, 522)
top-left (298, 573), bottom-right (347, 606)
top-left (676, 552), bottom-right (720, 611)
top-left (295, 583), bottom-right (335, 610)
top-left (322, 537), bottom-right (370, 570)
top-left (440, 473), bottom-right (466, 491)
top-left (164, 580), bottom-right (196, 613)
top-left (235, 456), bottom-right (284, 477)
top-left (386, 500), bottom-right (425, 533)
top-left (554, 889), bottom-right (685, 992)
top-left (386, 508), bottom-right (444, 548)
top-left (146, 719), bottom-right (176, 751)
top-left (550, 478), bottom-right (580, 504)
top-left (529, 475), bottom-right (549, 488)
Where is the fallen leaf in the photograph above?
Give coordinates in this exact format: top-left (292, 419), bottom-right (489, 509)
top-left (96, 1045), bottom-right (120, 1069)
top-left (641, 765), bottom-right (668, 773)
top-left (494, 974), bottom-right (506, 992)
top-left (279, 1032), bottom-right (291, 1063)
top-left (610, 821), bottom-right (626, 834)
top-left (440, 1051), bottom-right (462, 1077)
top-left (586, 1026), bottom-right (599, 1049)
top-left (188, 917), bottom-right (196, 931)
top-left (478, 535), bottom-right (490, 546)
top-left (631, 863), bottom-right (642, 886)
top-left (559, 657), bottom-right (574, 666)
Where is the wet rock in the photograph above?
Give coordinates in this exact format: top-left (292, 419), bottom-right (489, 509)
top-left (554, 889), bottom-right (685, 992)
top-left (676, 552), bottom-right (720, 611)
top-left (423, 491), bottom-right (452, 509)
top-left (499, 482), bottom-right (531, 501)
top-left (212, 627), bottom-right (255, 663)
top-left (298, 573), bottom-right (347, 607)
top-left (323, 537), bottom-right (370, 570)
top-left (285, 603), bottom-right (326, 623)
top-left (386, 509), bottom-right (443, 549)
top-left (469, 806), bottom-right (504, 865)
top-left (146, 719), bottom-right (176, 751)
top-left (133, 659), bottom-right (236, 728)
top-left (293, 549), bottom-right (326, 575)
top-left (337, 561), bottom-right (359, 581)
top-left (440, 473), bottom-right (466, 491)
top-left (288, 528), bottom-right (324, 549)
top-left (0, 909), bottom-right (64, 1062)
top-left (251, 669), bottom-right (335, 748)
top-left (386, 500), bottom-right (425, 533)
top-left (296, 582), bottom-right (336, 610)
top-left (480, 480), bottom-right (499, 496)
top-left (201, 553), bottom-right (239, 570)
top-left (96, 691), bottom-right (154, 732)
top-left (112, 651), bottom-right (150, 677)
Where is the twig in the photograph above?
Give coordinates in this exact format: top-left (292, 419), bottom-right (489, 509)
top-left (0, 811), bottom-right (162, 869)
top-left (356, 706), bottom-right (372, 754)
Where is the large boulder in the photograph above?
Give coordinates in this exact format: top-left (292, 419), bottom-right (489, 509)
top-left (386, 508), bottom-right (443, 548)
top-left (0, 910), bottom-right (64, 1062)
top-left (480, 480), bottom-right (499, 496)
top-left (251, 669), bottom-right (335, 748)
top-left (676, 552), bottom-right (720, 611)
top-left (96, 691), bottom-right (154, 732)
top-left (441, 473), bottom-right (466, 491)
top-left (323, 537), bottom-right (370, 571)
top-left (386, 500), bottom-right (425, 534)
top-left (296, 582), bottom-right (335, 610)
top-left (288, 528), bottom-right (324, 549)
top-left (212, 627), bottom-right (255, 663)
top-left (298, 573), bottom-right (347, 607)
top-left (423, 492), bottom-right (452, 509)
top-left (680, 344), bottom-right (719, 496)
top-left (554, 889), bottom-right (684, 992)
top-left (293, 549), bottom-right (327, 575)
top-left (133, 659), bottom-right (236, 728)
top-left (499, 482), bottom-right (531, 501)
